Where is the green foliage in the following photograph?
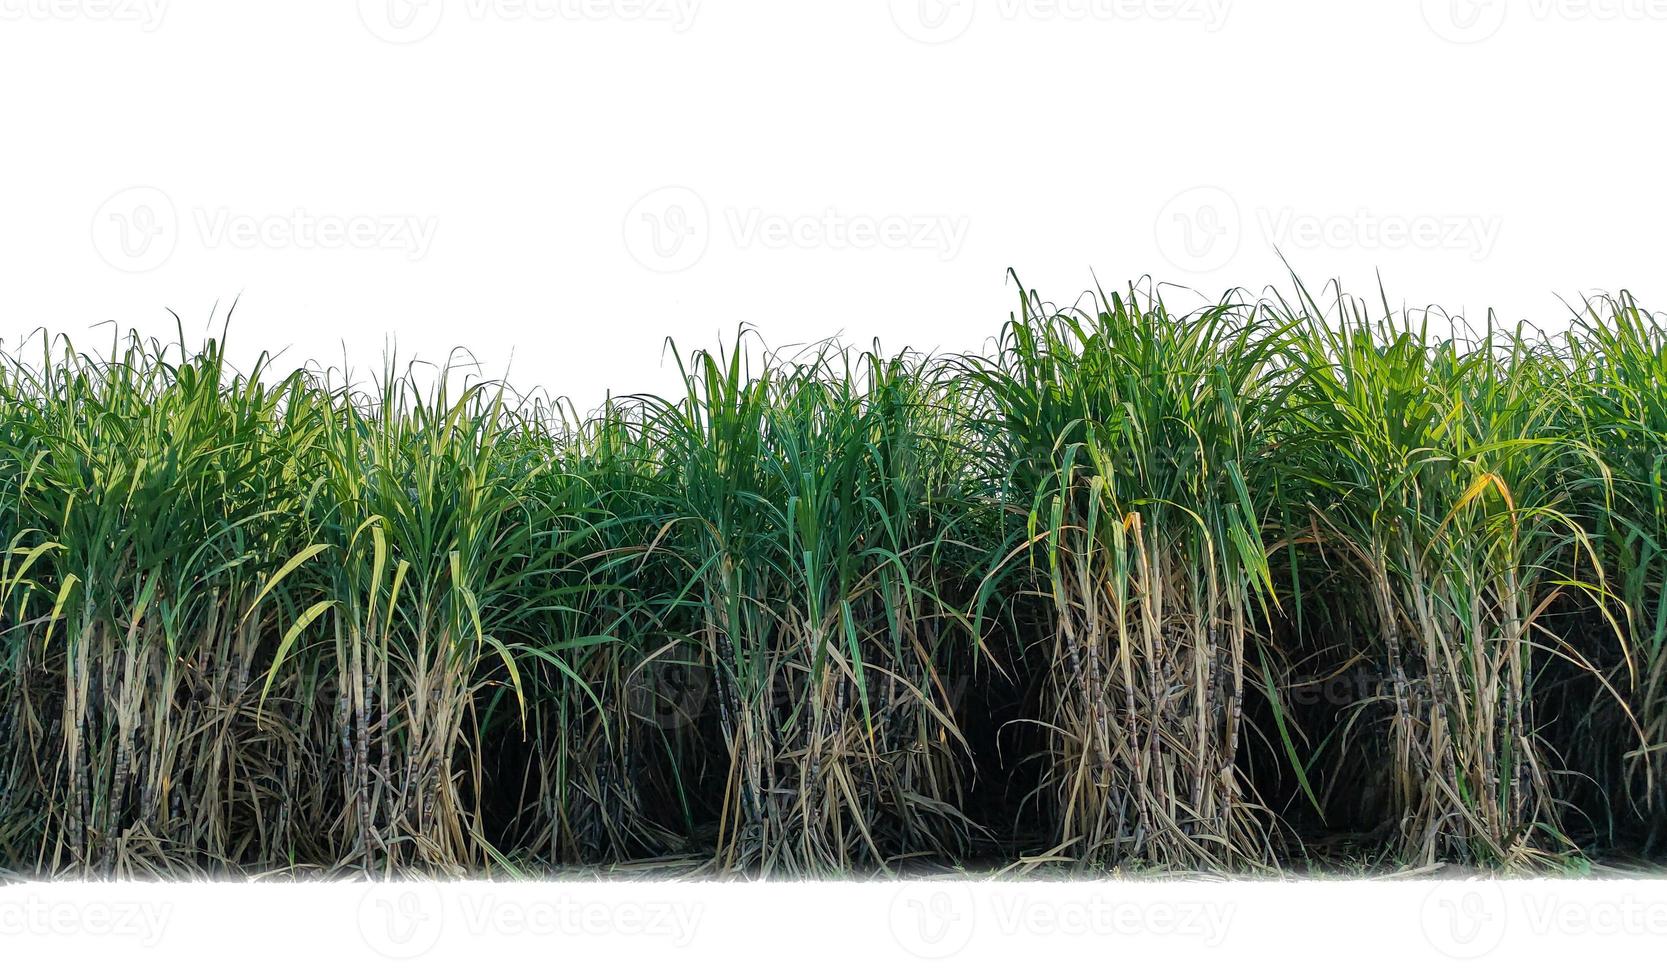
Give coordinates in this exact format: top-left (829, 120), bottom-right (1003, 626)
top-left (1, 277), bottom-right (1664, 877)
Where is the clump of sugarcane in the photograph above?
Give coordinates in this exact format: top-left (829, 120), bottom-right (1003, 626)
top-left (1276, 282), bottom-right (1625, 866)
top-left (1562, 294), bottom-right (1666, 841)
top-left (505, 398), bottom-right (696, 863)
top-left (0, 333), bottom-right (332, 874)
top-left (957, 281), bottom-right (1288, 868)
top-left (637, 339), bottom-right (979, 873)
top-left (246, 361), bottom-right (595, 873)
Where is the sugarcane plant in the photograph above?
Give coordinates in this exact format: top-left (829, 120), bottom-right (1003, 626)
top-left (1, 275), bottom-right (1664, 878)
top-left (1277, 284), bottom-right (1623, 866)
top-left (955, 282), bottom-right (1293, 868)
top-left (632, 339), bottom-right (983, 873)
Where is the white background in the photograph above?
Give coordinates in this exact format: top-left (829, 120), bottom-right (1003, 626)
top-left (3, 0), bottom-right (1665, 407)
top-left (4, 0), bottom-right (1667, 972)
top-left (8, 878), bottom-right (1667, 976)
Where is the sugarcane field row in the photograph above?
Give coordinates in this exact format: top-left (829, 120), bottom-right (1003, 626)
top-left (3, 277), bottom-right (1665, 878)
